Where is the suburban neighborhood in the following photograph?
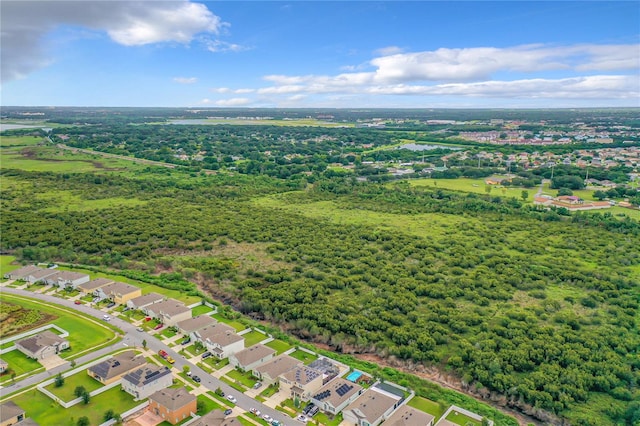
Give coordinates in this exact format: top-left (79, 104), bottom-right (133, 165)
top-left (0, 264), bottom-right (494, 426)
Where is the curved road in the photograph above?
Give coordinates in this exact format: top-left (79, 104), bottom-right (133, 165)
top-left (0, 287), bottom-right (300, 425)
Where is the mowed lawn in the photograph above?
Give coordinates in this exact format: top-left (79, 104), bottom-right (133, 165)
top-left (10, 385), bottom-right (141, 425)
top-left (265, 339), bottom-right (292, 354)
top-left (0, 255), bottom-right (19, 278)
top-left (241, 330), bottom-right (267, 347)
top-left (0, 135), bottom-right (45, 147)
top-left (0, 350), bottom-right (43, 382)
top-left (407, 396), bottom-right (445, 419)
top-left (44, 371), bottom-right (104, 402)
top-left (0, 294), bottom-right (116, 359)
top-left (409, 177), bottom-right (535, 201)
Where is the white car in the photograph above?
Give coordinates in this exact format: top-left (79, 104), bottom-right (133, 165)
top-left (226, 395), bottom-right (237, 403)
top-left (263, 415), bottom-right (273, 423)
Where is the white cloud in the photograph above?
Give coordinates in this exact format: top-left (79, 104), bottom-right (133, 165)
top-left (374, 46), bottom-right (404, 56)
top-left (215, 97), bottom-right (252, 106)
top-left (204, 39), bottom-right (249, 53)
top-left (1, 1), bottom-right (224, 83)
top-left (174, 77), bottom-right (198, 84)
top-left (234, 88), bottom-right (255, 94)
top-left (211, 87), bottom-right (231, 93)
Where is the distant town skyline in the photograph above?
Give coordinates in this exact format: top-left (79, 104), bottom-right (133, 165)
top-left (1, 1), bottom-right (639, 108)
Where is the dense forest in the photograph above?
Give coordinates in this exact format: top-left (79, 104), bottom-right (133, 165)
top-left (1, 109), bottom-right (639, 425)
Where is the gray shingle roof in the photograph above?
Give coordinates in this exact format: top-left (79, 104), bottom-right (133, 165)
top-left (88, 351), bottom-right (146, 381)
top-left (149, 387), bottom-right (196, 411)
top-left (123, 364), bottom-right (171, 387)
top-left (0, 401), bottom-right (25, 423)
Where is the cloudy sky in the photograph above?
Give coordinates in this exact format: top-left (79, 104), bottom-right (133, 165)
top-left (1, 1), bottom-right (639, 108)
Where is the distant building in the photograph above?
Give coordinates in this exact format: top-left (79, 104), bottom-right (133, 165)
top-left (43, 271), bottom-right (90, 288)
top-left (146, 299), bottom-right (191, 326)
top-left (77, 278), bottom-right (114, 295)
top-left (3, 265), bottom-right (40, 280)
top-left (15, 331), bottom-right (69, 360)
top-left (126, 292), bottom-right (165, 310)
top-left (96, 281), bottom-right (142, 304)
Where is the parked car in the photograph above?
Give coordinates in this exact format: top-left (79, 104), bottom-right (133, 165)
top-left (181, 337), bottom-right (191, 345)
top-left (158, 349), bottom-right (168, 358)
top-left (192, 375), bottom-right (201, 383)
top-left (166, 356), bottom-right (175, 364)
top-left (253, 382), bottom-right (263, 389)
top-left (144, 317), bottom-right (152, 321)
top-left (296, 416), bottom-right (308, 423)
top-left (226, 395), bottom-right (237, 403)
top-left (106, 302), bottom-right (116, 308)
top-left (224, 409), bottom-right (233, 416)
top-left (136, 327), bottom-right (144, 332)
top-left (102, 315), bottom-right (111, 321)
top-left (74, 300), bottom-right (82, 305)
top-left (272, 420), bottom-right (281, 426)
top-left (201, 351), bottom-right (212, 359)
top-left (250, 408), bottom-right (261, 417)
top-left (154, 323), bottom-right (164, 330)
top-left (262, 415), bottom-right (272, 423)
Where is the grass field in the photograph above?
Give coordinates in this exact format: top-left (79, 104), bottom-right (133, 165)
top-left (0, 294), bottom-right (117, 359)
top-left (10, 384), bottom-right (141, 425)
top-left (0, 350), bottom-right (43, 382)
top-left (44, 371), bottom-right (104, 402)
top-left (0, 255), bottom-right (19, 278)
top-left (36, 190), bottom-right (147, 213)
top-left (288, 349), bottom-right (318, 365)
top-left (407, 396), bottom-right (445, 419)
top-left (192, 305), bottom-right (215, 317)
top-left (0, 136), bottom-right (45, 147)
top-left (226, 369), bottom-right (258, 388)
top-left (241, 330), bottom-right (268, 347)
top-left (197, 394), bottom-right (224, 415)
top-left (171, 118), bottom-right (355, 128)
top-left (265, 339), bottom-right (292, 354)
top-left (445, 410), bottom-right (483, 426)
top-left (211, 314), bottom-right (246, 332)
top-left (409, 177), bottom-right (535, 201)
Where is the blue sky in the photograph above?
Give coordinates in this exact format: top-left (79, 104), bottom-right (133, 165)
top-left (1, 1), bottom-right (639, 108)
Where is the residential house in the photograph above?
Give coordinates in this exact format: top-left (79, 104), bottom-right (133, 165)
top-left (0, 401), bottom-right (25, 426)
top-left (146, 299), bottom-right (191, 326)
top-left (310, 377), bottom-right (364, 415)
top-left (342, 387), bottom-right (402, 426)
top-left (87, 350), bottom-right (147, 385)
top-left (384, 406), bottom-right (435, 426)
top-left (253, 354), bottom-right (301, 386)
top-left (279, 365), bottom-right (325, 401)
top-left (15, 330), bottom-right (69, 360)
top-left (122, 365), bottom-right (173, 400)
top-left (148, 387), bottom-right (197, 425)
top-left (77, 278), bottom-right (114, 295)
top-left (0, 358), bottom-right (7, 374)
top-left (96, 281), bottom-right (142, 304)
top-left (126, 292), bottom-right (165, 311)
top-left (177, 315), bottom-right (217, 338)
top-left (21, 268), bottom-right (58, 284)
top-left (194, 323), bottom-right (244, 359)
top-left (190, 410), bottom-right (243, 426)
top-left (3, 265), bottom-right (40, 281)
top-left (433, 421), bottom-right (457, 426)
top-left (43, 271), bottom-right (90, 288)
top-left (229, 344), bottom-right (275, 371)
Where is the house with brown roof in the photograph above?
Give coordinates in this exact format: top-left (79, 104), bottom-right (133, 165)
top-left (21, 268), bottom-right (58, 284)
top-left (87, 350), bottom-right (147, 385)
top-left (280, 365), bottom-right (324, 401)
top-left (310, 377), bottom-right (364, 415)
top-left (253, 354), bottom-right (301, 386)
top-left (122, 365), bottom-right (173, 400)
top-left (229, 344), bottom-right (275, 371)
top-left (0, 401), bottom-right (26, 426)
top-left (342, 387), bottom-right (402, 426)
top-left (148, 387), bottom-right (197, 425)
top-left (194, 323), bottom-right (244, 359)
top-left (3, 265), bottom-right (40, 280)
top-left (384, 406), bottom-right (435, 426)
top-left (77, 278), bottom-right (114, 295)
top-left (177, 315), bottom-right (217, 338)
top-left (15, 330), bottom-right (69, 360)
top-left (190, 410), bottom-right (243, 426)
top-left (126, 292), bottom-right (165, 310)
top-left (96, 281), bottom-right (142, 304)
top-left (146, 299), bottom-right (191, 326)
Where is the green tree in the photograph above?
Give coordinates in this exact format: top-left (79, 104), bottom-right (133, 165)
top-left (77, 417), bottom-right (89, 426)
top-left (74, 386), bottom-right (86, 398)
top-left (557, 187), bottom-right (573, 196)
top-left (183, 365), bottom-right (190, 375)
top-left (54, 373), bottom-right (64, 387)
top-left (104, 409), bottom-right (116, 421)
top-left (82, 390), bottom-right (91, 404)
top-left (521, 190), bottom-right (529, 201)
top-left (593, 190), bottom-right (607, 200)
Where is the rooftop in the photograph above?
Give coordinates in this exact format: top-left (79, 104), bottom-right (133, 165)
top-left (197, 323), bottom-right (243, 346)
top-left (177, 315), bottom-right (217, 333)
top-left (129, 292), bottom-right (164, 307)
top-left (232, 344), bottom-right (275, 366)
top-left (152, 299), bottom-right (191, 317)
top-left (88, 351), bottom-right (146, 381)
top-left (78, 277), bottom-right (114, 291)
top-left (255, 354), bottom-right (301, 379)
top-left (17, 330), bottom-right (67, 354)
top-left (312, 377), bottom-right (363, 408)
top-left (282, 365), bottom-right (322, 385)
top-left (384, 406), bottom-right (435, 426)
top-left (101, 281), bottom-right (140, 296)
top-left (0, 401), bottom-right (25, 423)
top-left (149, 387), bottom-right (196, 411)
top-left (344, 388), bottom-right (400, 424)
top-left (123, 364), bottom-right (171, 387)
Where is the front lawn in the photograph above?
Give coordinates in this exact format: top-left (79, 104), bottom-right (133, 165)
top-left (44, 371), bottom-right (103, 402)
top-left (203, 357), bottom-right (229, 370)
top-left (408, 396), bottom-right (445, 419)
top-left (197, 394), bottom-right (223, 414)
top-left (161, 327), bottom-right (178, 339)
top-left (11, 384), bottom-right (141, 426)
top-left (241, 330), bottom-right (267, 347)
top-left (184, 343), bottom-right (206, 357)
top-left (226, 369), bottom-right (258, 388)
top-left (445, 410), bottom-right (483, 426)
top-left (192, 305), bottom-right (214, 317)
top-left (259, 385), bottom-right (279, 399)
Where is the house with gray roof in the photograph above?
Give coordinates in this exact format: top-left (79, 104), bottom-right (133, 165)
top-left (126, 292), bottom-right (165, 310)
top-left (87, 350), bottom-right (147, 385)
top-left (78, 278), bottom-right (114, 294)
top-left (122, 364), bottom-right (173, 400)
top-left (253, 354), bottom-right (301, 386)
top-left (310, 377), bottom-right (364, 415)
top-left (229, 343), bottom-right (275, 371)
top-left (15, 330), bottom-right (69, 360)
top-left (146, 299), bottom-right (191, 326)
top-left (0, 401), bottom-right (26, 425)
top-left (21, 268), bottom-right (58, 284)
top-left (384, 406), bottom-right (435, 426)
top-left (3, 265), bottom-right (40, 280)
top-left (177, 315), bottom-right (217, 337)
top-left (148, 387), bottom-right (197, 425)
top-left (194, 323), bottom-right (244, 359)
top-left (43, 271), bottom-right (90, 288)
top-left (190, 410), bottom-right (243, 426)
top-left (342, 387), bottom-right (402, 426)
